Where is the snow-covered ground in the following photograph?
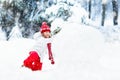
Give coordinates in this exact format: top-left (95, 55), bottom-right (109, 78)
top-left (0, 22), bottom-right (120, 80)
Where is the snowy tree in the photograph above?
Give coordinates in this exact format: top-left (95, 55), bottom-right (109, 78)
top-left (8, 13), bottom-right (22, 41)
top-left (8, 25), bottom-right (22, 41)
top-left (112, 0), bottom-right (118, 25)
top-left (101, 0), bottom-right (107, 26)
top-left (88, 0), bottom-right (92, 19)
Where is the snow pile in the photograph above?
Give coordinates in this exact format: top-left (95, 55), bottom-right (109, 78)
top-left (0, 22), bottom-right (120, 80)
top-left (99, 25), bottom-right (120, 42)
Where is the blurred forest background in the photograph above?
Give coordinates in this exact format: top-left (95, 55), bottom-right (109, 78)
top-left (0, 0), bottom-right (119, 40)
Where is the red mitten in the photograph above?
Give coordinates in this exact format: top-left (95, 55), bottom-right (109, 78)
top-left (23, 51), bottom-right (42, 71)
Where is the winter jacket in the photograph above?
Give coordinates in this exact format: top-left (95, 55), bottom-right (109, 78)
top-left (32, 32), bottom-right (53, 61)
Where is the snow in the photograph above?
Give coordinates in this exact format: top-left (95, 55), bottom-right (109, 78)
top-left (8, 25), bottom-right (22, 41)
top-left (0, 27), bottom-right (6, 41)
top-left (68, 3), bottom-right (88, 23)
top-left (102, 0), bottom-right (108, 4)
top-left (0, 22), bottom-right (120, 80)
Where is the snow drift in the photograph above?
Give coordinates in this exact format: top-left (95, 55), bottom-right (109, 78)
top-left (0, 22), bottom-right (120, 80)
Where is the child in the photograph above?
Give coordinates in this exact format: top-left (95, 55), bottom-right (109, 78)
top-left (22, 22), bottom-right (55, 71)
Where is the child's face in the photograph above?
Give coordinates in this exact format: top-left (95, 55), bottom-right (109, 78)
top-left (42, 31), bottom-right (51, 38)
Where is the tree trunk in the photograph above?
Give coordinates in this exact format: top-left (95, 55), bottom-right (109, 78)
top-left (112, 0), bottom-right (118, 25)
top-left (101, 3), bottom-right (106, 26)
top-left (88, 0), bottom-right (92, 19)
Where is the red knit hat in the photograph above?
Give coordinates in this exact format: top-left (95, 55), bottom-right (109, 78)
top-left (40, 22), bottom-right (50, 33)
